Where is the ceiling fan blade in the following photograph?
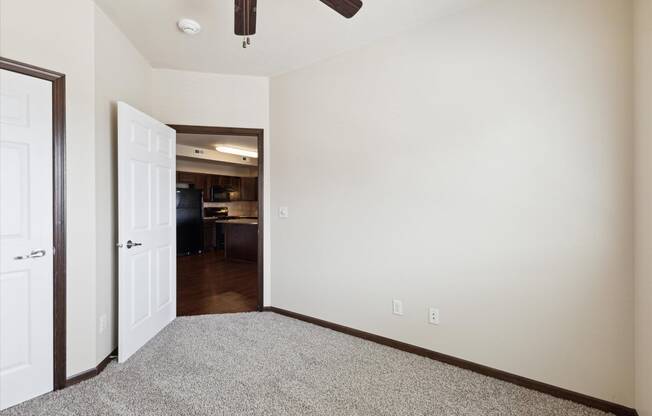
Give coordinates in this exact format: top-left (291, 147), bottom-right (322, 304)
top-left (318, 0), bottom-right (363, 18)
top-left (234, 0), bottom-right (257, 36)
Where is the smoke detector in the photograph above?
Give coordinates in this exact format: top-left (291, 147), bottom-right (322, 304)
top-left (177, 19), bottom-right (201, 35)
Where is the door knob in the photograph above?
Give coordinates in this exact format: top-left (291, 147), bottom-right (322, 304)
top-left (14, 249), bottom-right (46, 260)
top-left (117, 240), bottom-right (143, 249)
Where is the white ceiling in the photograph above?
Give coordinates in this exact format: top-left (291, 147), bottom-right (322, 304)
top-left (177, 133), bottom-right (258, 152)
top-left (94, 0), bottom-right (480, 76)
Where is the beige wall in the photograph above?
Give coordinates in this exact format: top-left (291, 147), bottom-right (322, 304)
top-left (636, 1), bottom-right (652, 415)
top-left (176, 158), bottom-right (257, 178)
top-left (151, 69), bottom-right (269, 128)
top-left (176, 144), bottom-right (258, 168)
top-left (0, 3), bottom-right (273, 375)
top-left (151, 68), bottom-right (271, 305)
top-left (0, 0), bottom-right (98, 376)
top-left (270, 0), bottom-right (634, 405)
top-left (94, 5), bottom-right (153, 367)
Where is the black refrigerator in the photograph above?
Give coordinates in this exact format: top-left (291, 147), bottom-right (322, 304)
top-left (176, 188), bottom-right (203, 256)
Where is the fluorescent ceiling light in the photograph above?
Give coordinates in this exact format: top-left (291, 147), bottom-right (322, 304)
top-left (215, 146), bottom-right (258, 158)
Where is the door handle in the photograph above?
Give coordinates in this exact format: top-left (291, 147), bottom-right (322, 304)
top-left (14, 249), bottom-right (46, 260)
top-left (117, 240), bottom-right (143, 249)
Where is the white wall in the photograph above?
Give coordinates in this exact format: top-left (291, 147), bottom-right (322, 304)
top-left (270, 0), bottom-right (634, 406)
top-left (151, 69), bottom-right (271, 306)
top-left (176, 144), bottom-right (258, 168)
top-left (635, 1), bottom-right (652, 415)
top-left (94, 4), bottom-right (153, 366)
top-left (0, 0), bottom-right (98, 376)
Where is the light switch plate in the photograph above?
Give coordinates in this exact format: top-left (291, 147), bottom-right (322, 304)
top-left (392, 300), bottom-right (403, 316)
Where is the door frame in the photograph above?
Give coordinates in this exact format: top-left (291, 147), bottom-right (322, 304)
top-left (168, 124), bottom-right (264, 311)
top-left (0, 57), bottom-right (67, 390)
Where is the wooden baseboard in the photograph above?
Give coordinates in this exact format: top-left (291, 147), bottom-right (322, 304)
top-left (66, 349), bottom-right (117, 387)
top-left (263, 307), bottom-right (637, 416)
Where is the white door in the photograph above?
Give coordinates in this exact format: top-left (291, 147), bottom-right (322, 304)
top-left (118, 102), bottom-right (176, 362)
top-left (0, 69), bottom-right (53, 409)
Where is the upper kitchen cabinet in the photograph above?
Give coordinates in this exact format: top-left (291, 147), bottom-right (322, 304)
top-left (177, 171), bottom-right (198, 184)
top-left (240, 177), bottom-right (258, 201)
top-left (219, 175), bottom-right (241, 191)
top-left (204, 174), bottom-right (219, 202)
top-left (177, 172), bottom-right (257, 202)
top-left (177, 171), bottom-right (207, 198)
top-left (205, 175), bottom-right (241, 202)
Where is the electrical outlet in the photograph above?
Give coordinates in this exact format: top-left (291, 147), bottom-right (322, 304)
top-left (99, 314), bottom-right (107, 334)
top-left (279, 206), bottom-right (289, 218)
top-left (429, 307), bottom-right (440, 325)
top-left (392, 300), bottom-right (403, 316)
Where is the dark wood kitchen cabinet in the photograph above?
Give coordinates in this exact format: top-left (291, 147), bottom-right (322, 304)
top-left (219, 175), bottom-right (241, 190)
top-left (177, 172), bottom-right (257, 202)
top-left (224, 223), bottom-right (257, 262)
top-left (203, 175), bottom-right (218, 202)
top-left (177, 171), bottom-right (207, 200)
top-left (202, 222), bottom-right (216, 252)
top-left (194, 174), bottom-right (207, 199)
top-left (177, 171), bottom-right (197, 183)
top-left (205, 174), bottom-right (242, 201)
top-left (240, 177), bottom-right (258, 201)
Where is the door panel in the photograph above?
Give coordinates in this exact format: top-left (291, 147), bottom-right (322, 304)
top-left (156, 166), bottom-right (172, 226)
top-left (0, 69), bottom-right (53, 410)
top-left (0, 270), bottom-right (31, 371)
top-left (156, 246), bottom-right (172, 309)
top-left (118, 102), bottom-right (176, 362)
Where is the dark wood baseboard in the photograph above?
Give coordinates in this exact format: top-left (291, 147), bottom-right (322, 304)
top-left (263, 307), bottom-right (637, 416)
top-left (66, 349), bottom-right (117, 387)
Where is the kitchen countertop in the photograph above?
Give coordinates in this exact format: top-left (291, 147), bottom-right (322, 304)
top-left (205, 218), bottom-right (258, 226)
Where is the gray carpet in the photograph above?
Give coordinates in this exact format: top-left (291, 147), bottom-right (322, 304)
top-left (3, 312), bottom-right (612, 416)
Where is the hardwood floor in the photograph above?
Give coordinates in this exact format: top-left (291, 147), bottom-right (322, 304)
top-left (177, 250), bottom-right (258, 316)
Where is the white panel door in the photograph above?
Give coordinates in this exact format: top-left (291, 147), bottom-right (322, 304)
top-left (0, 70), bottom-right (53, 410)
top-left (118, 102), bottom-right (176, 362)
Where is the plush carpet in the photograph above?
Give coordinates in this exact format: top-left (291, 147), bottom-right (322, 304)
top-left (2, 312), bottom-right (612, 416)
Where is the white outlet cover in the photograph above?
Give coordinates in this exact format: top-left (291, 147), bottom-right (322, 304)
top-left (429, 307), bottom-right (440, 325)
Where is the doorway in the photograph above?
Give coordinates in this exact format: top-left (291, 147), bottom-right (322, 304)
top-left (0, 57), bottom-right (66, 409)
top-left (170, 125), bottom-right (264, 316)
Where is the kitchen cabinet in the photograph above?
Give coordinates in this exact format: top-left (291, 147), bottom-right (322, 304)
top-left (194, 174), bottom-right (207, 199)
top-left (177, 172), bottom-right (257, 202)
top-left (205, 174), bottom-right (241, 201)
top-left (177, 171), bottom-right (196, 183)
top-left (240, 177), bottom-right (258, 201)
top-left (224, 223), bottom-right (257, 262)
top-left (202, 222), bottom-right (216, 252)
top-left (203, 175), bottom-right (218, 202)
top-left (219, 175), bottom-right (241, 191)
top-left (177, 171), bottom-right (207, 200)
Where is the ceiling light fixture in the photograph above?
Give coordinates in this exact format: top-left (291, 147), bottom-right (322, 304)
top-left (177, 18), bottom-right (201, 35)
top-left (216, 146), bottom-right (258, 158)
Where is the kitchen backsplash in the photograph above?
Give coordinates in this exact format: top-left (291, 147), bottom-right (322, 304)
top-left (204, 201), bottom-right (258, 217)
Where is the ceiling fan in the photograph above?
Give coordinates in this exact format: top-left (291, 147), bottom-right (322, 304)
top-left (234, 0), bottom-right (363, 48)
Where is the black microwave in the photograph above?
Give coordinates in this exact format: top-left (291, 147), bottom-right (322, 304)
top-left (210, 185), bottom-right (234, 202)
